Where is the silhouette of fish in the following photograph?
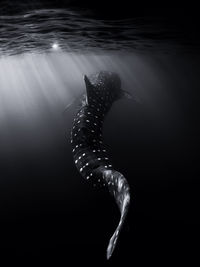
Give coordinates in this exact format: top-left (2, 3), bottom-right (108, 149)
top-left (70, 71), bottom-right (131, 259)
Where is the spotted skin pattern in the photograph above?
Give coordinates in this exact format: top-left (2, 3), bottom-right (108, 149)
top-left (71, 71), bottom-right (131, 259)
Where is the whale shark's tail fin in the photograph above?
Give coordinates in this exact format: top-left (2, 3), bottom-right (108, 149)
top-left (103, 170), bottom-right (131, 260)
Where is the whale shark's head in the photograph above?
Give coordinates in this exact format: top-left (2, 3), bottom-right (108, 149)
top-left (85, 71), bottom-right (121, 96)
top-left (84, 71), bottom-right (132, 107)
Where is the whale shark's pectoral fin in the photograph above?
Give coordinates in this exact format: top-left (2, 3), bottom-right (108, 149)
top-left (121, 90), bottom-right (133, 99)
top-left (62, 93), bottom-right (86, 114)
top-left (84, 75), bottom-right (94, 106)
top-left (121, 90), bottom-right (142, 104)
top-left (63, 74), bottom-right (92, 114)
top-left (62, 99), bottom-right (76, 114)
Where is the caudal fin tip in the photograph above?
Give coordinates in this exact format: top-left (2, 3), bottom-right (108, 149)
top-left (106, 231), bottom-right (119, 260)
top-left (106, 246), bottom-right (113, 260)
top-left (106, 253), bottom-right (111, 260)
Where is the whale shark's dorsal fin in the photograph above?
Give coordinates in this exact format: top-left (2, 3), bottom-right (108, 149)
top-left (84, 75), bottom-right (94, 106)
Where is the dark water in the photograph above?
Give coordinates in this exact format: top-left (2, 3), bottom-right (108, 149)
top-left (0, 2), bottom-right (200, 266)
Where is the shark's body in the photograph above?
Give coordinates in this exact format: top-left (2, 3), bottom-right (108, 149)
top-left (70, 71), bottom-right (131, 259)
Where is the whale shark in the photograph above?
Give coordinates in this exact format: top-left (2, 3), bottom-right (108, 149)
top-left (70, 71), bottom-right (131, 259)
